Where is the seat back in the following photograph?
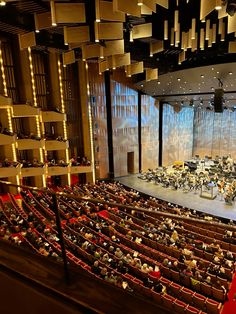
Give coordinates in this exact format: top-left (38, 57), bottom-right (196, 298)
top-left (174, 300), bottom-right (187, 314)
top-left (205, 299), bottom-right (222, 314)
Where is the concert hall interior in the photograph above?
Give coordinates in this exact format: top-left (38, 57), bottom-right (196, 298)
top-left (1, 1), bottom-right (236, 314)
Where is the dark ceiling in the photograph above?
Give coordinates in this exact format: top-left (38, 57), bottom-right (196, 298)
top-left (0, 0), bottom-right (236, 77)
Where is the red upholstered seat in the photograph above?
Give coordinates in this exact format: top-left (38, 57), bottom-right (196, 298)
top-left (173, 300), bottom-right (187, 314)
top-left (162, 294), bottom-right (175, 310)
top-left (185, 305), bottom-right (200, 314)
top-left (192, 292), bottom-right (206, 310)
top-left (205, 299), bottom-right (222, 314)
top-left (169, 282), bottom-right (181, 296)
top-left (181, 287), bottom-right (193, 304)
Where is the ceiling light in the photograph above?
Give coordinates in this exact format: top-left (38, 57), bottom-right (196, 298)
top-left (137, 0), bottom-right (143, 5)
top-left (201, 74), bottom-right (204, 78)
top-left (212, 67), bottom-right (214, 70)
top-left (217, 71), bottom-right (219, 74)
top-left (157, 81), bottom-right (160, 85)
top-left (189, 89), bottom-right (192, 91)
top-left (35, 30), bottom-right (40, 33)
top-left (215, 0), bottom-right (222, 10)
top-left (229, 72), bottom-right (233, 75)
top-left (52, 22), bottom-right (57, 26)
top-left (0, 1), bottom-right (6, 6)
top-left (177, 78), bottom-right (181, 81)
top-left (140, 84), bottom-right (144, 87)
top-left (211, 87), bottom-right (214, 90)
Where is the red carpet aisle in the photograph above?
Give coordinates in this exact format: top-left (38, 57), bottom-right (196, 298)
top-left (222, 273), bottom-right (236, 314)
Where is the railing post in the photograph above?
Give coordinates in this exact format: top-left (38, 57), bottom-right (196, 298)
top-left (51, 192), bottom-right (70, 285)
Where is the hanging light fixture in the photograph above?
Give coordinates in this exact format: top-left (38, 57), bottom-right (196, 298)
top-left (191, 18), bottom-right (196, 39)
top-left (221, 21), bottom-right (225, 41)
top-left (215, 0), bottom-right (222, 10)
top-left (170, 28), bottom-right (174, 46)
top-left (205, 19), bottom-right (210, 40)
top-left (200, 28), bottom-right (205, 50)
top-left (174, 10), bottom-right (179, 32)
top-left (164, 20), bottom-right (168, 40)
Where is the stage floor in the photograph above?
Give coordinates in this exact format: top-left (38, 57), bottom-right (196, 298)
top-left (117, 174), bottom-right (236, 221)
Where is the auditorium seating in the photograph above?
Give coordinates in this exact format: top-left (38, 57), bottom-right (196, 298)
top-left (1, 181), bottom-right (236, 313)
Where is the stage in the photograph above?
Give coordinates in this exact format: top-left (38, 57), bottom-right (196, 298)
top-left (117, 174), bottom-right (236, 221)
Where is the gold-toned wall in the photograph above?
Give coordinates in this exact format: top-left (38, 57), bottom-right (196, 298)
top-left (193, 109), bottom-right (236, 159)
top-left (88, 63), bottom-right (109, 179)
top-left (163, 104), bottom-right (194, 166)
top-left (111, 80), bottom-right (138, 177)
top-left (141, 95), bottom-right (159, 171)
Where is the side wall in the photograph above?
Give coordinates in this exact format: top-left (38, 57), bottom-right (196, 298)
top-left (162, 104), bottom-right (194, 166)
top-left (193, 109), bottom-right (236, 159)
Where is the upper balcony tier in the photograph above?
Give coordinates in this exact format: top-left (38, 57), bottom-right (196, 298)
top-left (44, 140), bottom-right (69, 151)
top-left (0, 95), bottom-right (12, 109)
top-left (21, 167), bottom-right (45, 177)
top-left (0, 134), bottom-right (16, 146)
top-left (41, 111), bottom-right (66, 122)
top-left (69, 165), bottom-right (93, 174)
top-left (12, 104), bottom-right (40, 117)
top-left (16, 139), bottom-right (44, 150)
top-left (0, 165), bottom-right (21, 178)
top-left (47, 166), bottom-right (69, 176)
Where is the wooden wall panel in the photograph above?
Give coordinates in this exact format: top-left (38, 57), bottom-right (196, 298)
top-left (228, 41), bottom-right (236, 53)
top-left (156, 0), bottom-right (168, 9)
top-left (126, 62), bottom-right (144, 76)
top-left (97, 22), bottom-right (123, 40)
top-left (103, 39), bottom-right (124, 57)
top-left (141, 5), bottom-right (153, 15)
top-left (108, 53), bottom-right (130, 68)
top-left (200, 0), bottom-right (215, 20)
top-left (100, 1), bottom-right (125, 22)
top-left (146, 68), bottom-right (158, 81)
top-left (143, 0), bottom-right (157, 12)
top-left (132, 23), bottom-right (152, 39)
top-left (54, 3), bottom-right (86, 23)
top-left (64, 26), bottom-right (90, 44)
top-left (150, 41), bottom-right (164, 54)
top-left (99, 60), bottom-right (109, 73)
top-left (34, 12), bottom-right (52, 31)
top-left (62, 50), bottom-right (75, 66)
top-left (82, 44), bottom-right (101, 60)
top-left (228, 15), bottom-right (236, 34)
top-left (113, 0), bottom-right (141, 17)
top-left (19, 32), bottom-right (36, 50)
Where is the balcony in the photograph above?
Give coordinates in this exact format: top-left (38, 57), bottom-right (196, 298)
top-left (41, 111), bottom-right (66, 122)
top-left (21, 167), bottom-right (45, 177)
top-left (0, 165), bottom-right (21, 178)
top-left (16, 139), bottom-right (44, 150)
top-left (0, 134), bottom-right (16, 146)
top-left (47, 166), bottom-right (69, 176)
top-left (12, 104), bottom-right (40, 117)
top-left (69, 165), bottom-right (93, 174)
top-left (0, 95), bottom-right (12, 109)
top-left (44, 140), bottom-right (69, 151)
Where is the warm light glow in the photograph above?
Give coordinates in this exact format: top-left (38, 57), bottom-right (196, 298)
top-left (0, 1), bottom-right (6, 6)
top-left (164, 20), bottom-right (168, 40)
top-left (28, 47), bottom-right (38, 106)
top-left (96, 19), bottom-right (101, 22)
top-left (130, 30), bottom-right (133, 42)
top-left (137, 0), bottom-right (143, 5)
top-left (85, 61), bottom-right (95, 183)
top-left (215, 0), bottom-right (222, 10)
top-left (0, 47), bottom-right (7, 96)
top-left (35, 29), bottom-right (40, 33)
